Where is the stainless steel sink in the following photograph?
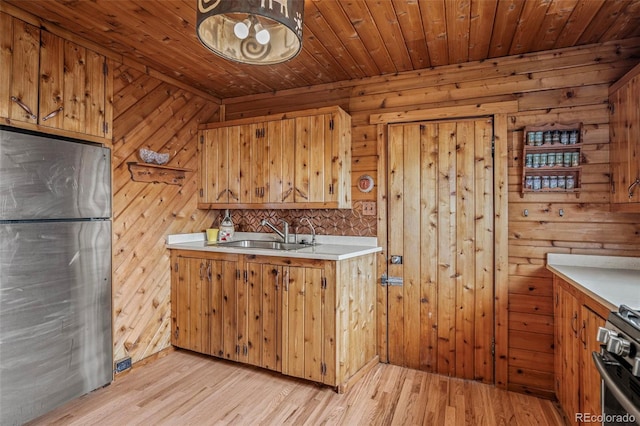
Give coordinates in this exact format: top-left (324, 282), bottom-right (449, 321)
top-left (215, 240), bottom-right (313, 251)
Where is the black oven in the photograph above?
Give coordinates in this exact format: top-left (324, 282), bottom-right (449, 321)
top-left (595, 306), bottom-right (640, 426)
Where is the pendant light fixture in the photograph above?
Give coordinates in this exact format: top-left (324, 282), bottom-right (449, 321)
top-left (196, 0), bottom-right (304, 65)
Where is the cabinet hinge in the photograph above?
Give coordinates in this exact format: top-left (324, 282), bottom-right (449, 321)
top-left (103, 61), bottom-right (108, 76)
top-left (243, 345), bottom-right (248, 356)
top-left (491, 337), bottom-right (495, 357)
top-left (321, 277), bottom-right (327, 289)
top-left (244, 270), bottom-right (248, 282)
top-left (200, 135), bottom-right (204, 143)
top-left (328, 183), bottom-right (334, 195)
top-left (174, 262), bottom-right (179, 272)
top-left (236, 345), bottom-right (240, 354)
top-left (329, 119), bottom-right (334, 131)
top-left (174, 327), bottom-right (179, 339)
top-left (103, 122), bottom-right (109, 135)
top-left (321, 362), bottom-right (326, 375)
top-left (236, 269), bottom-right (241, 280)
top-left (199, 188), bottom-right (203, 197)
top-left (491, 136), bottom-right (495, 159)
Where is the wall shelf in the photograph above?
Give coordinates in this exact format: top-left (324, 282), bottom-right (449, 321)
top-left (521, 123), bottom-right (583, 197)
top-left (127, 162), bottom-right (193, 185)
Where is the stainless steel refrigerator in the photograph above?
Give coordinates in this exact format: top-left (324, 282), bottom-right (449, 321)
top-left (0, 127), bottom-right (112, 425)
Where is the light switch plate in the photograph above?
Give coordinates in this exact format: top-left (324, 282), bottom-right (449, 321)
top-left (362, 201), bottom-right (376, 216)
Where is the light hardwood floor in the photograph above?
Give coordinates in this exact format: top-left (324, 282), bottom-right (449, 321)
top-left (28, 350), bottom-right (564, 425)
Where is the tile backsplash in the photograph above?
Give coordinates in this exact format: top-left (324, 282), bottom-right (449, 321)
top-left (208, 201), bottom-right (376, 237)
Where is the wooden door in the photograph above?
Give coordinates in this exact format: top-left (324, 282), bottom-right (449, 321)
top-left (39, 31), bottom-right (108, 137)
top-left (0, 12), bottom-right (40, 125)
top-left (386, 118), bottom-right (494, 383)
top-left (209, 258), bottom-right (239, 360)
top-left (282, 265), bottom-right (324, 383)
top-left (171, 256), bottom-right (210, 354)
top-left (580, 305), bottom-right (605, 419)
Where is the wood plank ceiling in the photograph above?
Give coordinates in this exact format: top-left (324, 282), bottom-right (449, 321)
top-left (8, 0), bottom-right (640, 100)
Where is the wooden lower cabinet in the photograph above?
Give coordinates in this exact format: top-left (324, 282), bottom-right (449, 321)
top-left (553, 276), bottom-right (606, 425)
top-left (170, 250), bottom-right (377, 392)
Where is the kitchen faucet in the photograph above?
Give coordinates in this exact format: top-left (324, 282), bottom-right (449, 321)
top-left (300, 217), bottom-right (316, 245)
top-left (260, 218), bottom-right (289, 243)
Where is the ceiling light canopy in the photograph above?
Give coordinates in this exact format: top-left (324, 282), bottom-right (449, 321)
top-left (196, 0), bottom-right (304, 65)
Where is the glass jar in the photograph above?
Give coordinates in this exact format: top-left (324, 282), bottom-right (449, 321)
top-left (566, 175), bottom-right (575, 190)
top-left (560, 131), bottom-right (569, 145)
top-left (555, 152), bottom-right (563, 166)
top-left (563, 152), bottom-right (572, 167)
top-left (535, 131), bottom-right (543, 146)
top-left (558, 175), bottom-right (566, 189)
top-left (525, 175), bottom-right (533, 190)
top-left (525, 153), bottom-right (533, 168)
top-left (552, 131), bottom-right (560, 145)
top-left (550, 176), bottom-right (558, 189)
top-left (542, 175), bottom-right (550, 189)
top-left (571, 152), bottom-right (579, 167)
top-left (543, 131), bottom-right (552, 145)
top-left (533, 176), bottom-right (541, 191)
top-left (547, 153), bottom-right (555, 167)
top-left (533, 153), bottom-right (541, 168)
top-left (540, 153), bottom-right (547, 167)
top-left (527, 132), bottom-right (535, 146)
top-left (569, 130), bottom-right (578, 144)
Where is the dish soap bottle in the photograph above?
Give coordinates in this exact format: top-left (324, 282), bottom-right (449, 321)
top-left (219, 209), bottom-right (234, 241)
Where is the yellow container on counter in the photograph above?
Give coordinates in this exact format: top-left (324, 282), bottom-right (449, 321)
top-left (206, 228), bottom-right (219, 242)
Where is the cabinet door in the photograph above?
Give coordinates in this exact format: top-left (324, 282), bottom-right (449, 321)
top-left (268, 119), bottom-right (294, 204)
top-left (282, 265), bottom-right (324, 383)
top-left (0, 13), bottom-right (40, 124)
top-left (171, 256), bottom-right (210, 354)
top-left (294, 114), bottom-right (329, 203)
top-left (610, 71), bottom-right (640, 206)
top-left (244, 262), bottom-right (282, 371)
top-left (209, 259), bottom-right (239, 360)
top-left (199, 127), bottom-right (240, 204)
top-left (557, 284), bottom-right (581, 426)
top-left (39, 32), bottom-right (108, 137)
top-left (580, 306), bottom-right (605, 419)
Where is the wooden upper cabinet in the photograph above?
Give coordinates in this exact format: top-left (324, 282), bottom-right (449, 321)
top-left (290, 109), bottom-right (351, 207)
top-left (198, 126), bottom-right (240, 204)
top-left (0, 12), bottom-right (40, 125)
top-left (198, 106), bottom-right (351, 209)
top-left (0, 12), bottom-right (112, 143)
top-left (609, 62), bottom-right (640, 211)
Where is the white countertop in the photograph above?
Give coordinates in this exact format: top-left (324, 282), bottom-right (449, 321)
top-left (166, 232), bottom-right (382, 261)
top-left (546, 253), bottom-right (640, 311)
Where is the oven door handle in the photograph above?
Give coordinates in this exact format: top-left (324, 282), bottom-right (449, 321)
top-left (592, 351), bottom-right (640, 421)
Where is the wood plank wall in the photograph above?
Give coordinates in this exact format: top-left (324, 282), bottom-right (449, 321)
top-left (221, 38), bottom-right (640, 398)
top-left (111, 63), bottom-right (219, 365)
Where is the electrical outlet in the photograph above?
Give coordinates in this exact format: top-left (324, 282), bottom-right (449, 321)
top-left (362, 201), bottom-right (376, 216)
top-left (114, 357), bottom-right (132, 373)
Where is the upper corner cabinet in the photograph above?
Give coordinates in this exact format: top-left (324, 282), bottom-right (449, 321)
top-left (197, 106), bottom-right (352, 210)
top-left (0, 12), bottom-right (113, 142)
top-left (609, 62), bottom-right (640, 212)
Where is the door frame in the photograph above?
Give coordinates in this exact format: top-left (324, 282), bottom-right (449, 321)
top-left (371, 100), bottom-right (517, 388)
